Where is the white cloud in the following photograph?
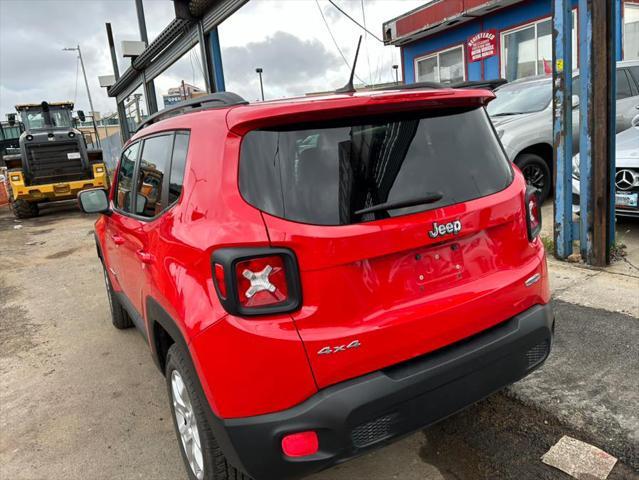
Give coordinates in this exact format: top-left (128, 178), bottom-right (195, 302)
top-left (0, 0), bottom-right (422, 116)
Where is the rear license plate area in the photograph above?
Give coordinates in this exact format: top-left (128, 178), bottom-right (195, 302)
top-left (615, 191), bottom-right (638, 208)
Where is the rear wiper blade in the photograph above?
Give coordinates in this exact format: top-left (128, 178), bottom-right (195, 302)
top-left (354, 192), bottom-right (443, 216)
top-left (491, 112), bottom-right (528, 116)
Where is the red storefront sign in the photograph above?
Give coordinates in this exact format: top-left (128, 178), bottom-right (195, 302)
top-left (467, 30), bottom-right (498, 62)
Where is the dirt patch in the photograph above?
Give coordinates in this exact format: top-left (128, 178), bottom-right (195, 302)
top-left (0, 281), bottom-right (40, 361)
top-left (420, 394), bottom-right (638, 480)
top-left (46, 247), bottom-right (80, 259)
top-left (31, 228), bottom-right (54, 236)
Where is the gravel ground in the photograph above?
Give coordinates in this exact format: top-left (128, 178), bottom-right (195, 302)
top-left (1, 202), bottom-right (636, 480)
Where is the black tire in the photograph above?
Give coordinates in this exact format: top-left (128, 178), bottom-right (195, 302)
top-left (515, 153), bottom-right (552, 202)
top-left (165, 343), bottom-right (250, 480)
top-left (8, 186), bottom-right (39, 219)
top-left (101, 264), bottom-right (133, 329)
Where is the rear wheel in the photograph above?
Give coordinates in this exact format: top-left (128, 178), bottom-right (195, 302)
top-left (101, 264), bottom-right (133, 329)
top-left (515, 153), bottom-right (551, 202)
top-left (165, 343), bottom-right (251, 480)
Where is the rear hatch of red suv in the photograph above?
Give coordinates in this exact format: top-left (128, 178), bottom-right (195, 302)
top-left (232, 90), bottom-right (548, 389)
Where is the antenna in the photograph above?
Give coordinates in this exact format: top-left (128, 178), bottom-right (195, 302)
top-left (335, 35), bottom-right (362, 94)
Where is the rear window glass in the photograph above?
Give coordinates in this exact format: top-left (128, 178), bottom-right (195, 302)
top-left (239, 108), bottom-right (512, 226)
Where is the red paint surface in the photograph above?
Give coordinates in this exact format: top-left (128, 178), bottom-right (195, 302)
top-left (96, 88), bottom-right (549, 419)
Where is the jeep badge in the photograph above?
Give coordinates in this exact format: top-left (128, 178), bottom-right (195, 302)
top-left (428, 220), bottom-right (462, 239)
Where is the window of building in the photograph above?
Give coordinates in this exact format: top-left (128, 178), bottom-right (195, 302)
top-left (625, 3), bottom-right (639, 60)
top-left (135, 134), bottom-right (173, 218)
top-left (415, 45), bottom-right (465, 84)
top-left (501, 12), bottom-right (577, 81)
top-left (115, 142), bottom-right (140, 212)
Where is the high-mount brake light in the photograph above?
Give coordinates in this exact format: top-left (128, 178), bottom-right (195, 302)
top-left (211, 248), bottom-right (301, 316)
top-left (525, 186), bottom-right (542, 241)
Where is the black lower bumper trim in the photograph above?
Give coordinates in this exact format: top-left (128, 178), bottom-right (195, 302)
top-left (207, 303), bottom-right (554, 480)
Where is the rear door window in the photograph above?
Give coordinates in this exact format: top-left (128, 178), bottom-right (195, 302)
top-left (134, 134), bottom-right (173, 218)
top-left (115, 142), bottom-right (140, 212)
top-left (239, 108), bottom-right (512, 226)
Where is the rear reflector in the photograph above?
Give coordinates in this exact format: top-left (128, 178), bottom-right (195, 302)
top-left (525, 186), bottom-right (542, 241)
top-left (214, 263), bottom-right (227, 299)
top-left (281, 431), bottom-right (319, 458)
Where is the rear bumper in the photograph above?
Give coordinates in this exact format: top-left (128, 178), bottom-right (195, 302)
top-left (209, 303), bottom-right (554, 480)
top-left (9, 165), bottom-right (108, 202)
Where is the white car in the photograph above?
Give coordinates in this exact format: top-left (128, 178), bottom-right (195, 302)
top-left (572, 115), bottom-right (639, 218)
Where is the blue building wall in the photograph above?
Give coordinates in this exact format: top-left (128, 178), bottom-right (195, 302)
top-left (402, 0), bottom-right (623, 84)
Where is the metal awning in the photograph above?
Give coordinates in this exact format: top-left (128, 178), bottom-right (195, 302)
top-left (382, 0), bottom-right (525, 46)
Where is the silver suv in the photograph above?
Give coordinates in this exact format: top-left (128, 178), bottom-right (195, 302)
top-left (488, 60), bottom-right (639, 201)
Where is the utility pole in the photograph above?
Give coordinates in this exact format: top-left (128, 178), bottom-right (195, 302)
top-left (255, 68), bottom-right (264, 101)
top-left (64, 45), bottom-right (100, 148)
top-left (392, 64), bottom-right (399, 84)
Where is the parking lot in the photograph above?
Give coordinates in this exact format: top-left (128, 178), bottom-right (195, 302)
top-left (1, 201), bottom-right (638, 480)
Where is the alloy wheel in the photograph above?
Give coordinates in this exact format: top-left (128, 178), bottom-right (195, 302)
top-left (171, 370), bottom-right (204, 480)
top-left (522, 164), bottom-right (545, 190)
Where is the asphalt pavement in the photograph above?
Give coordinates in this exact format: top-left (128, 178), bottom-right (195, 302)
top-left (0, 202), bottom-right (637, 480)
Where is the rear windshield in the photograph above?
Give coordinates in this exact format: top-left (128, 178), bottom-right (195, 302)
top-left (239, 107), bottom-right (512, 226)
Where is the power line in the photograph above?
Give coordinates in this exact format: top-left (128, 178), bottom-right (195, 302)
top-left (328, 0), bottom-right (384, 43)
top-left (315, 0), bottom-right (367, 85)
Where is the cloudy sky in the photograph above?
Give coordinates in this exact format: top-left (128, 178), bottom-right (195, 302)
top-left (0, 0), bottom-right (423, 117)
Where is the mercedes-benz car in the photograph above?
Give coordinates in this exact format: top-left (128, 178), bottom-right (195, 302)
top-left (572, 115), bottom-right (639, 218)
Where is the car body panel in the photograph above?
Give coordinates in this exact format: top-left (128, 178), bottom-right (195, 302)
top-left (95, 88), bottom-right (550, 422)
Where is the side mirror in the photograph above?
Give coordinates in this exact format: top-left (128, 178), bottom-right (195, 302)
top-left (78, 188), bottom-right (110, 214)
top-left (77, 110), bottom-right (86, 122)
top-left (571, 95), bottom-right (580, 109)
top-left (7, 114), bottom-right (16, 126)
top-left (135, 193), bottom-right (148, 214)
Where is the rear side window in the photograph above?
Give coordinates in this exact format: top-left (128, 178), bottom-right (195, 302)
top-left (629, 66), bottom-right (639, 86)
top-left (617, 70), bottom-right (633, 99)
top-left (168, 132), bottom-right (189, 204)
top-left (239, 108), bottom-right (512, 226)
top-left (135, 134), bottom-right (173, 217)
top-left (115, 142), bottom-right (139, 212)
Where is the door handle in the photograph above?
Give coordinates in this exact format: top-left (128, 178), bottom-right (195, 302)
top-left (111, 234), bottom-right (125, 245)
top-left (136, 250), bottom-right (154, 264)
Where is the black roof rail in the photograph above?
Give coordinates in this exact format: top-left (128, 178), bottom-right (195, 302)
top-left (374, 78), bottom-right (507, 92)
top-left (136, 92), bottom-right (248, 132)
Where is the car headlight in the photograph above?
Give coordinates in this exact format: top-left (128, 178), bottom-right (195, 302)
top-left (10, 174), bottom-right (21, 182)
top-left (572, 157), bottom-right (580, 180)
top-left (95, 166), bottom-right (104, 173)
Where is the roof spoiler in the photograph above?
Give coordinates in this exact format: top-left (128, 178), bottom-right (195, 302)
top-left (136, 92), bottom-right (248, 132)
top-left (374, 78), bottom-right (507, 92)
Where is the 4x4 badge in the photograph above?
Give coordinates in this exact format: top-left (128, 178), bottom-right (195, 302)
top-left (429, 220), bottom-right (462, 239)
top-left (318, 340), bottom-right (361, 355)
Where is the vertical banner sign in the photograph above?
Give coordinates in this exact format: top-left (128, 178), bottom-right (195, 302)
top-left (467, 30), bottom-right (497, 62)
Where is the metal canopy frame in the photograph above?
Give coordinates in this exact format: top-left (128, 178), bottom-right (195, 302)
top-left (107, 0), bottom-right (247, 140)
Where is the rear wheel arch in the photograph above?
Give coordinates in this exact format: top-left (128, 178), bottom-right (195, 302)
top-left (145, 297), bottom-right (183, 375)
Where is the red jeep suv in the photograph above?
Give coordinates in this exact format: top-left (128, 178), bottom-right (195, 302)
top-left (79, 88), bottom-right (552, 480)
